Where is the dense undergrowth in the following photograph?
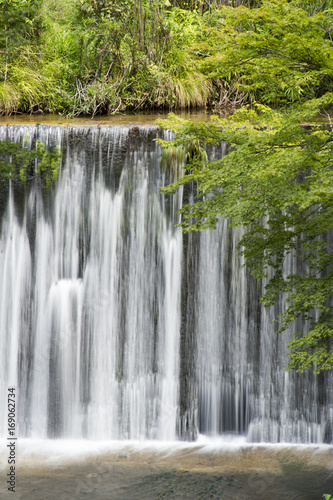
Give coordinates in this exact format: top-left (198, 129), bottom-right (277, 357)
top-left (1, 0), bottom-right (333, 116)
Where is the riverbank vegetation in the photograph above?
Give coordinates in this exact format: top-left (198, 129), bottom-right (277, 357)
top-left (2, 0), bottom-right (333, 116)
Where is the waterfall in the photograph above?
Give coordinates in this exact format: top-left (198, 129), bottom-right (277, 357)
top-left (0, 124), bottom-right (332, 444)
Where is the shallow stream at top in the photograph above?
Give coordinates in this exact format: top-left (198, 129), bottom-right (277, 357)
top-left (0, 110), bottom-right (212, 127)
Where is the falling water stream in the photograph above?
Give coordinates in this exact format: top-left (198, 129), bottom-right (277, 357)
top-left (0, 124), bottom-right (332, 448)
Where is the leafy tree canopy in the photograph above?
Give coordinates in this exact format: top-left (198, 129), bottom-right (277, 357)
top-left (158, 94), bottom-right (333, 373)
top-left (195, 0), bottom-right (333, 106)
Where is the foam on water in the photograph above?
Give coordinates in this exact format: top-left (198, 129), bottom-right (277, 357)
top-left (2, 436), bottom-right (333, 471)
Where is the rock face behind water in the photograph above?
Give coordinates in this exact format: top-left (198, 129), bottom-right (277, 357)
top-left (0, 124), bottom-right (332, 444)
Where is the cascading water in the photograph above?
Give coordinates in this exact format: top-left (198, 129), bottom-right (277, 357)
top-left (194, 222), bottom-right (333, 443)
top-left (0, 124), bottom-right (332, 444)
top-left (0, 125), bottom-right (182, 442)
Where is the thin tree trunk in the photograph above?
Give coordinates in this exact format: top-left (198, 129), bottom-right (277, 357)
top-left (4, 30), bottom-right (8, 84)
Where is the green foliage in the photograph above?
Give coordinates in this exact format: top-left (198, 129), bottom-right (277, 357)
top-left (158, 95), bottom-right (333, 373)
top-left (0, 0), bottom-right (218, 115)
top-left (323, 495), bottom-right (333, 500)
top-left (0, 0), bottom-right (333, 115)
top-left (0, 60), bottom-right (47, 114)
top-left (0, 0), bottom-right (48, 113)
top-left (297, 0), bottom-right (333, 15)
top-left (0, 138), bottom-right (61, 188)
top-left (143, 8), bottom-right (213, 109)
top-left (69, 1), bottom-right (213, 114)
top-left (196, 0), bottom-right (333, 107)
top-left (0, 0), bottom-right (42, 76)
top-left (1, 0), bottom-right (333, 114)
top-left (0, 0), bottom-right (42, 52)
top-left (41, 0), bottom-right (77, 25)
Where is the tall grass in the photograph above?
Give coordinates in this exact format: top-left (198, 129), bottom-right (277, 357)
top-left (0, 61), bottom-right (47, 115)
